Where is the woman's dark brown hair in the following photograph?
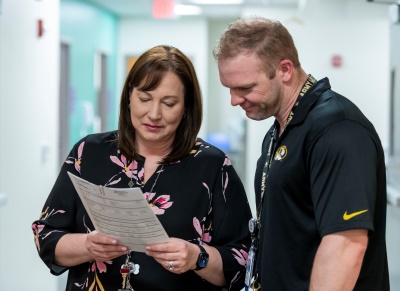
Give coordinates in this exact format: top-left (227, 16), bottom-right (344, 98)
top-left (118, 45), bottom-right (202, 164)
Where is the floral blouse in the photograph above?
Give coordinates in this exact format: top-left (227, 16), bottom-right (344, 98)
top-left (32, 131), bottom-right (252, 291)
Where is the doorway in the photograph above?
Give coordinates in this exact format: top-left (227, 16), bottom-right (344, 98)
top-left (59, 42), bottom-right (71, 168)
top-left (95, 51), bottom-right (108, 132)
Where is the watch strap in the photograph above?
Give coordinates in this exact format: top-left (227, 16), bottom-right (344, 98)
top-left (197, 244), bottom-right (206, 253)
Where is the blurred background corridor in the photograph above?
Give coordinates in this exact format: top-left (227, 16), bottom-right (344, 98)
top-left (1, 0), bottom-right (400, 289)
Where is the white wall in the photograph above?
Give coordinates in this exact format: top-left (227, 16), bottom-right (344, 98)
top-left (391, 16), bottom-right (400, 159)
top-left (207, 18), bottom-right (243, 134)
top-left (387, 204), bottom-right (400, 288)
top-left (0, 0), bottom-right (60, 290)
top-left (387, 9), bottom-right (400, 289)
top-left (117, 17), bottom-right (209, 139)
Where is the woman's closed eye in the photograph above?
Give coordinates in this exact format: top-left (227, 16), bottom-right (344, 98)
top-left (139, 97), bottom-right (151, 103)
top-left (163, 102), bottom-right (175, 108)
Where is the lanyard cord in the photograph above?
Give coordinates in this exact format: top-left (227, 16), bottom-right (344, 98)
top-left (256, 74), bottom-right (316, 220)
top-left (249, 75), bottom-right (316, 291)
top-left (256, 126), bottom-right (276, 219)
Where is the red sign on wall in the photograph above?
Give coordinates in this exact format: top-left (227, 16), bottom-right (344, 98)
top-left (153, 0), bottom-right (175, 19)
top-left (331, 54), bottom-right (343, 68)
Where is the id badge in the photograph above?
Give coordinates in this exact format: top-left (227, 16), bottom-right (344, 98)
top-left (244, 245), bottom-right (256, 290)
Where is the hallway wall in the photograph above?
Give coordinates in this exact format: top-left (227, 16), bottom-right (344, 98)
top-left (0, 0), bottom-right (60, 290)
top-left (61, 0), bottom-right (119, 149)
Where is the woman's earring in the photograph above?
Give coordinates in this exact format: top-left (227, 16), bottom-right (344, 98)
top-left (183, 113), bottom-right (186, 118)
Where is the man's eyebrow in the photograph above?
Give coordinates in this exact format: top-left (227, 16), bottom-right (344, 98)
top-left (235, 83), bottom-right (256, 89)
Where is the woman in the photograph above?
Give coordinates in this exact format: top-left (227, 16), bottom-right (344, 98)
top-left (32, 45), bottom-right (252, 291)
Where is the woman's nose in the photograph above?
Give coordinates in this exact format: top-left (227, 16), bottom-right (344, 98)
top-left (148, 103), bottom-right (161, 119)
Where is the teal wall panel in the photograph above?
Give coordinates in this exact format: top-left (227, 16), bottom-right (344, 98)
top-left (61, 0), bottom-right (118, 148)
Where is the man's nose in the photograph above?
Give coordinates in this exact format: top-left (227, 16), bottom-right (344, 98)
top-left (230, 89), bottom-right (243, 106)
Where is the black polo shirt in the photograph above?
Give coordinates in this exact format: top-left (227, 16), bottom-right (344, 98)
top-left (254, 77), bottom-right (389, 290)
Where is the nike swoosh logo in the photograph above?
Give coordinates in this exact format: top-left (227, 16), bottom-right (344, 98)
top-left (343, 209), bottom-right (368, 221)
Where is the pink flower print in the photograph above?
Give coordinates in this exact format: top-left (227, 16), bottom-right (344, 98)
top-left (32, 223), bottom-right (45, 251)
top-left (137, 167), bottom-right (144, 182)
top-left (106, 153), bottom-right (141, 186)
top-left (203, 231), bottom-right (211, 243)
top-left (110, 153), bottom-right (138, 178)
top-left (221, 172), bottom-right (229, 202)
top-left (65, 141), bottom-right (85, 173)
top-left (91, 260), bottom-right (111, 273)
top-left (229, 271), bottom-right (242, 290)
top-left (40, 207), bottom-right (66, 220)
top-left (74, 277), bottom-right (88, 289)
top-left (193, 217), bottom-right (212, 243)
top-left (144, 192), bottom-right (173, 215)
top-left (143, 192), bottom-right (154, 201)
top-left (202, 182), bottom-right (211, 200)
top-left (72, 217), bottom-right (109, 291)
top-left (39, 207), bottom-right (49, 219)
top-left (190, 148), bottom-right (202, 156)
top-left (223, 156), bottom-right (232, 166)
top-left (32, 208), bottom-right (65, 252)
top-left (79, 268), bottom-right (108, 291)
top-left (232, 247), bottom-right (248, 266)
top-left (191, 141), bottom-right (209, 157)
top-left (83, 215), bottom-right (93, 234)
top-left (75, 141), bottom-right (84, 172)
top-left (193, 217), bottom-right (202, 238)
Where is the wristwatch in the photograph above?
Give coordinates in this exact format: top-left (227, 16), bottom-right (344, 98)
top-left (195, 244), bottom-right (209, 270)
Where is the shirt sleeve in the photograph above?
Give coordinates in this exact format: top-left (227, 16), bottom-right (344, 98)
top-left (210, 156), bottom-right (253, 291)
top-left (31, 136), bottom-right (87, 275)
top-left (309, 121), bottom-right (378, 237)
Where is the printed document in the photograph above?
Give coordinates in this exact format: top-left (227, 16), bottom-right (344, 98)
top-left (68, 172), bottom-right (169, 252)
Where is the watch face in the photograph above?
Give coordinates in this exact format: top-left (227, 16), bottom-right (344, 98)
top-left (195, 245), bottom-right (209, 270)
top-left (198, 252), bottom-right (209, 268)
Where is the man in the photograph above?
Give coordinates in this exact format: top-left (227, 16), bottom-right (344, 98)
top-left (214, 16), bottom-right (389, 290)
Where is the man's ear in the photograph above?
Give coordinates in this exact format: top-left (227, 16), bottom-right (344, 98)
top-left (278, 59), bottom-right (294, 82)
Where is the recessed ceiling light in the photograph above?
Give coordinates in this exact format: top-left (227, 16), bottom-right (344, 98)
top-left (187, 0), bottom-right (244, 4)
top-left (174, 5), bottom-right (202, 15)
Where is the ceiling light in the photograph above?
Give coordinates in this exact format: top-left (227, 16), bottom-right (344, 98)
top-left (187, 0), bottom-right (244, 4)
top-left (174, 5), bottom-right (202, 15)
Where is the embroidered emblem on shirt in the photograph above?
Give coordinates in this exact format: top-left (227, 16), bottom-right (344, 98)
top-left (343, 209), bottom-right (368, 221)
top-left (274, 145), bottom-right (288, 161)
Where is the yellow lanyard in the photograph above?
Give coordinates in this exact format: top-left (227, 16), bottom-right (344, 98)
top-left (256, 74), bottom-right (316, 220)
